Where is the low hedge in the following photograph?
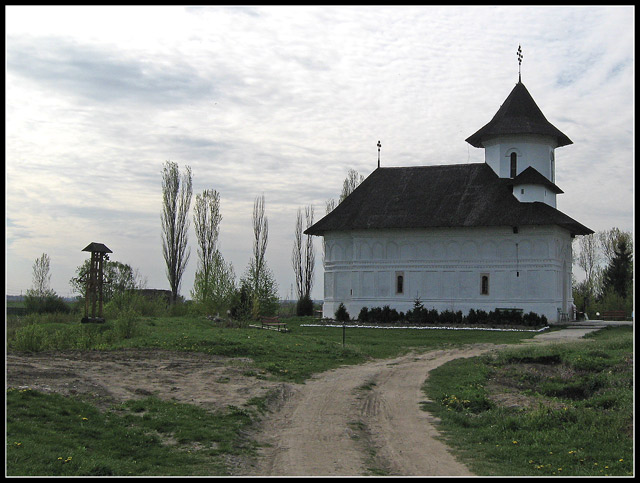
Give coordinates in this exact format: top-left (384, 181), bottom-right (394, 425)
top-left (356, 305), bottom-right (547, 327)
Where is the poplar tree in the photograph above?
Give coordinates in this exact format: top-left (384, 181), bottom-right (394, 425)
top-left (161, 161), bottom-right (192, 303)
top-left (192, 189), bottom-right (236, 312)
top-left (292, 205), bottom-right (315, 315)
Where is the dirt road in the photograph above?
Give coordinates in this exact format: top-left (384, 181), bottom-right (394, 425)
top-left (249, 345), bottom-right (499, 476)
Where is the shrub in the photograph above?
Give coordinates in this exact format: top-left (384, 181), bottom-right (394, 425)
top-left (296, 294), bottom-right (314, 316)
top-left (335, 303), bottom-right (350, 322)
top-left (114, 306), bottom-right (140, 340)
top-left (229, 281), bottom-right (253, 320)
top-left (10, 324), bottom-right (47, 352)
top-left (23, 293), bottom-right (70, 314)
top-left (349, 305), bottom-right (548, 327)
top-left (104, 291), bottom-right (168, 319)
top-left (357, 306), bottom-right (370, 323)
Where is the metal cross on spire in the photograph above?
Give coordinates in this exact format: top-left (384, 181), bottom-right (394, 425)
top-left (517, 44), bottom-right (523, 82)
top-left (377, 140), bottom-right (381, 168)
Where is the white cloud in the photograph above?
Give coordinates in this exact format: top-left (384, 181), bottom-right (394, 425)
top-left (6, 5), bottom-right (634, 299)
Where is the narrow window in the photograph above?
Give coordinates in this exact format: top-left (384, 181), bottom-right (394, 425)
top-left (481, 275), bottom-right (489, 295)
top-left (521, 188), bottom-right (525, 194)
top-left (396, 273), bottom-right (404, 294)
top-left (510, 152), bottom-right (517, 178)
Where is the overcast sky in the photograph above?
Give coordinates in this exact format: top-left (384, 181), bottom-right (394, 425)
top-left (6, 6), bottom-right (634, 301)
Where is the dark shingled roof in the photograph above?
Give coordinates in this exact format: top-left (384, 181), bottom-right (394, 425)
top-left (82, 242), bottom-right (113, 253)
top-left (465, 82), bottom-right (572, 148)
top-left (305, 163), bottom-right (592, 236)
top-left (511, 166), bottom-right (564, 194)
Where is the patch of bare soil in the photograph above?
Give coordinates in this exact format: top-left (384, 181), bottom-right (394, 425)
top-left (5, 349), bottom-right (283, 411)
top-left (486, 363), bottom-right (575, 411)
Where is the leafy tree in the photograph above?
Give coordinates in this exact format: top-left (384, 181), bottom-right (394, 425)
top-left (239, 259), bottom-right (279, 319)
top-left (69, 259), bottom-right (145, 302)
top-left (239, 195), bottom-right (279, 319)
top-left (191, 189), bottom-right (236, 313)
top-left (601, 238), bottom-right (633, 299)
top-left (161, 161), bottom-right (192, 303)
top-left (192, 251), bottom-right (236, 314)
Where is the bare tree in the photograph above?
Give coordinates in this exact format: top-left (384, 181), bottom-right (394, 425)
top-left (578, 234), bottom-right (601, 286)
top-left (251, 194), bottom-right (268, 292)
top-left (193, 189), bottom-right (222, 301)
top-left (323, 169), bottom-right (364, 264)
top-left (31, 253), bottom-right (52, 297)
top-left (325, 169), bottom-right (364, 215)
top-left (161, 161), bottom-right (192, 303)
top-left (340, 168), bottom-right (364, 202)
top-left (292, 205), bottom-right (315, 301)
top-left (598, 228), bottom-right (633, 266)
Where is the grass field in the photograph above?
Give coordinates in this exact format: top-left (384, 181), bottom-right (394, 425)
top-left (5, 314), bottom-right (634, 476)
top-left (421, 325), bottom-right (634, 476)
top-left (7, 314), bottom-right (539, 383)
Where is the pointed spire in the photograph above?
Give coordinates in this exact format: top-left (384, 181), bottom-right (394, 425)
top-left (377, 140), bottom-right (381, 168)
top-left (517, 45), bottom-right (523, 83)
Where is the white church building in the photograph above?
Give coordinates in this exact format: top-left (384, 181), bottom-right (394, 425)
top-left (305, 80), bottom-right (593, 323)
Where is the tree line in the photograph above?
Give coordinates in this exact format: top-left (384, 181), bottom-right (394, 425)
top-left (573, 228), bottom-right (633, 316)
top-left (20, 166), bottom-right (367, 318)
top-left (160, 161), bottom-right (279, 319)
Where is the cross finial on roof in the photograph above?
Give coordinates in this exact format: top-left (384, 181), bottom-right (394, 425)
top-left (377, 140), bottom-right (381, 168)
top-left (517, 45), bottom-right (523, 82)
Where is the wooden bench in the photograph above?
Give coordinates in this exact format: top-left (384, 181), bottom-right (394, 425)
top-left (601, 310), bottom-right (627, 321)
top-left (261, 317), bottom-right (289, 332)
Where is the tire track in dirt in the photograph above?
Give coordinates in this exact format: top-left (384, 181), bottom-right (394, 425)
top-left (250, 344), bottom-right (502, 476)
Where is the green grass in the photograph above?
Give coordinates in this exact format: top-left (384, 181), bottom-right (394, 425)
top-left (421, 326), bottom-right (634, 476)
top-left (6, 387), bottom-right (261, 476)
top-left (7, 314), bottom-right (539, 383)
top-left (6, 313), bottom-right (543, 476)
top-left (12, 312), bottom-right (628, 476)
top-left (140, 316), bottom-right (540, 383)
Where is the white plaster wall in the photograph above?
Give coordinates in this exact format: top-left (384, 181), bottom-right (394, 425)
top-left (322, 225), bottom-right (574, 323)
top-left (512, 183), bottom-right (557, 208)
top-left (483, 134), bottom-right (557, 181)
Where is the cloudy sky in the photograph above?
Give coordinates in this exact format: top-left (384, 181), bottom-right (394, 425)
top-left (6, 6), bottom-right (634, 301)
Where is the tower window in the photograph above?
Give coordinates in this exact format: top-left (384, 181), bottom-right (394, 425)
top-left (510, 152), bottom-right (517, 178)
top-left (481, 274), bottom-right (489, 295)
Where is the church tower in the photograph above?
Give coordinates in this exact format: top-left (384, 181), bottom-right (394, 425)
top-left (465, 77), bottom-right (571, 209)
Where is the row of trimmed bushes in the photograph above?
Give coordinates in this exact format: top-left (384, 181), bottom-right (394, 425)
top-left (335, 303), bottom-right (548, 327)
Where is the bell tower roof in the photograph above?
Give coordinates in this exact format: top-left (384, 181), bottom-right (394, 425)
top-left (465, 81), bottom-right (572, 148)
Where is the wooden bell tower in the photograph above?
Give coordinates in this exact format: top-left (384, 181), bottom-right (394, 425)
top-left (81, 242), bottom-right (112, 323)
